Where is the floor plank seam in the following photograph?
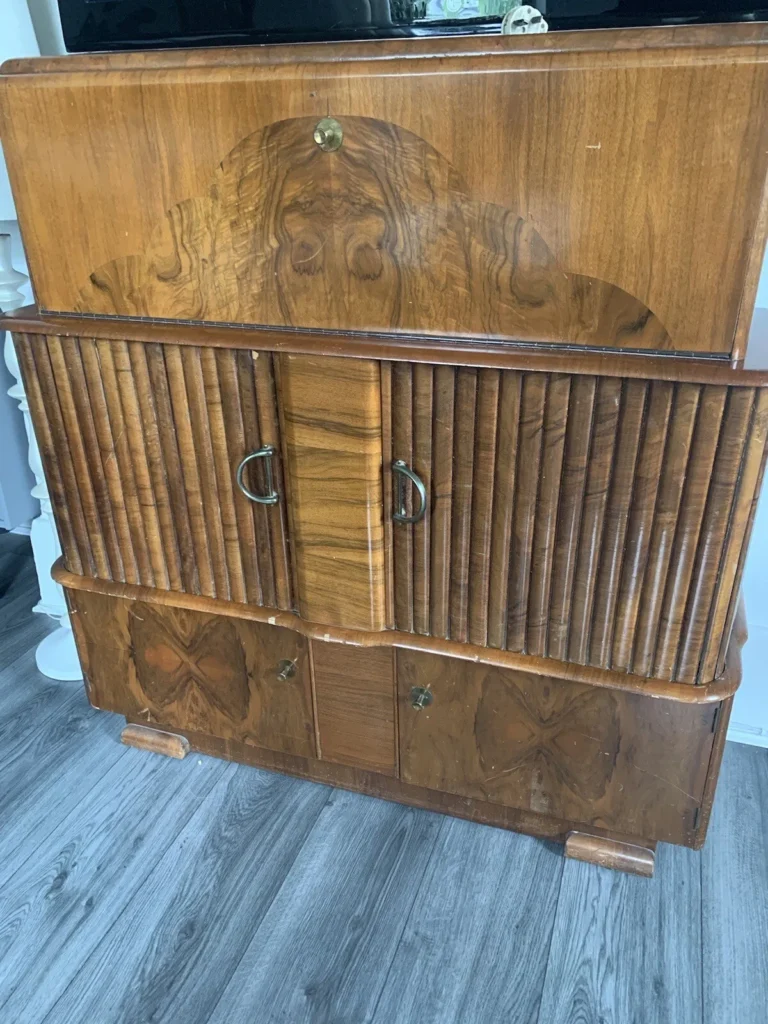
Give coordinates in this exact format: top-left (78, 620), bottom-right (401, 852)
top-left (532, 850), bottom-right (572, 1024)
top-left (202, 780), bottom-right (335, 1024)
top-left (367, 813), bottom-right (447, 1024)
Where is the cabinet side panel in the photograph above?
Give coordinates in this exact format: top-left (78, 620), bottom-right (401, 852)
top-left (278, 354), bottom-right (386, 630)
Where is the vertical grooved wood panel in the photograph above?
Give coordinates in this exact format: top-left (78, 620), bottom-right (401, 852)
top-left (589, 380), bottom-right (648, 669)
top-left (567, 377), bottom-right (623, 664)
top-left (450, 368), bottom-right (478, 644)
top-left (78, 338), bottom-right (139, 585)
top-left (674, 388), bottom-right (756, 682)
top-left (237, 349), bottom-right (277, 609)
top-left (388, 361), bottom-right (767, 684)
top-left (392, 362), bottom-right (414, 633)
top-left (13, 333), bottom-right (291, 610)
top-left (487, 371), bottom-right (522, 649)
top-left (468, 369), bottom-right (501, 648)
top-left (412, 363), bottom-right (434, 637)
top-left (128, 342), bottom-right (183, 592)
top-left (32, 337), bottom-right (98, 577)
top-left (506, 374), bottom-right (547, 653)
top-left (527, 375), bottom-right (571, 657)
top-left (653, 388), bottom-right (728, 679)
top-left (429, 365), bottom-right (455, 640)
top-left (144, 343), bottom-right (199, 594)
top-left (547, 376), bottom-right (597, 661)
top-left (380, 362), bottom-right (395, 630)
top-left (15, 335), bottom-right (85, 576)
top-left (631, 383), bottom-right (701, 677)
top-left (94, 339), bottom-right (155, 587)
top-left (253, 352), bottom-right (293, 612)
top-left (611, 381), bottom-right (673, 672)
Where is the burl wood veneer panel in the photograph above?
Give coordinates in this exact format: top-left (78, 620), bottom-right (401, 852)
top-left (3, 30), bottom-right (768, 353)
top-left (278, 354), bottom-right (386, 631)
top-left (312, 642), bottom-right (396, 776)
top-left (389, 363), bottom-right (768, 684)
top-left (13, 332), bottom-right (291, 609)
top-left (397, 649), bottom-right (718, 845)
top-left (68, 589), bottom-right (315, 757)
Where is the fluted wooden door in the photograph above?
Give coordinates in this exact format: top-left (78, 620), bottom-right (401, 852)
top-left (386, 361), bottom-right (768, 685)
top-left (15, 333), bottom-right (292, 610)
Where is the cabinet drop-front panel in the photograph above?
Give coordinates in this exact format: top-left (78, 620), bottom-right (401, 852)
top-left (388, 362), bottom-right (768, 684)
top-left (68, 589), bottom-right (315, 757)
top-left (397, 649), bottom-right (718, 845)
top-left (14, 332), bottom-right (292, 610)
top-left (4, 31), bottom-right (768, 354)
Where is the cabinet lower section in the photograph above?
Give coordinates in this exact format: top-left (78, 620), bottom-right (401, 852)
top-left (64, 577), bottom-right (736, 862)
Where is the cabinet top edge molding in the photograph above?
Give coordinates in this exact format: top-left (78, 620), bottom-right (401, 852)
top-left (3, 22), bottom-right (768, 77)
top-left (7, 306), bottom-right (768, 388)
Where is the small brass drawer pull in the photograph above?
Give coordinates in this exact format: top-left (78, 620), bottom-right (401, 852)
top-left (236, 446), bottom-right (279, 505)
top-left (277, 659), bottom-right (297, 681)
top-left (393, 460), bottom-right (427, 524)
top-left (313, 117), bottom-right (343, 152)
top-left (410, 686), bottom-right (433, 710)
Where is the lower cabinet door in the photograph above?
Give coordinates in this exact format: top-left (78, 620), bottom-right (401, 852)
top-left (397, 649), bottom-right (717, 844)
top-left (67, 590), bottom-right (315, 758)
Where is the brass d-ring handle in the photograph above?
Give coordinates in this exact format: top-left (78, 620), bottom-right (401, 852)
top-left (236, 446), bottom-right (279, 505)
top-left (393, 460), bottom-right (427, 524)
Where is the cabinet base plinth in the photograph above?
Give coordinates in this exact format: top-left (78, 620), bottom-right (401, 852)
top-left (121, 724), bottom-right (190, 760)
top-left (565, 831), bottom-right (656, 877)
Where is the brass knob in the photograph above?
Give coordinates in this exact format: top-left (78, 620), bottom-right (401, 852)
top-left (277, 659), bottom-right (297, 681)
top-left (410, 686), bottom-right (433, 710)
top-left (313, 117), bottom-right (343, 152)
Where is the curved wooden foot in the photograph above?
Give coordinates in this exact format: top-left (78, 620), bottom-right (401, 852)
top-left (565, 831), bottom-right (656, 877)
top-left (121, 724), bottom-right (190, 759)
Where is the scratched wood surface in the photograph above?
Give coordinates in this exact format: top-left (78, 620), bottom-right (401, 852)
top-left (0, 534), bottom-right (766, 1024)
top-left (3, 27), bottom-right (768, 354)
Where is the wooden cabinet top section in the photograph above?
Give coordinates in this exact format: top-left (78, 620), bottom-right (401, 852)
top-left (2, 24), bottom-right (768, 358)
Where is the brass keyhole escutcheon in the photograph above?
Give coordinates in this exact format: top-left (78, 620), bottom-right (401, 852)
top-left (313, 117), bottom-right (343, 152)
top-left (277, 659), bottom-right (297, 682)
top-left (410, 686), bottom-right (433, 710)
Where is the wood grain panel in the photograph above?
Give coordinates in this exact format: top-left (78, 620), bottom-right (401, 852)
top-left (13, 333), bottom-right (291, 609)
top-left (449, 368), bottom-right (478, 644)
top-left (507, 374), bottom-right (548, 652)
top-left (312, 642), bottom-right (396, 776)
top-left (70, 589), bottom-right (314, 757)
top-left (4, 30), bottom-right (768, 355)
top-left (278, 354), bottom-right (386, 631)
top-left (397, 649), bottom-right (716, 844)
top-left (388, 361), bottom-right (768, 683)
top-left (429, 365), bottom-right (455, 640)
top-left (527, 375), bottom-right (571, 656)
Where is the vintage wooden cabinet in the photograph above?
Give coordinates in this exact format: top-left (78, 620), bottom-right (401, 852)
top-left (3, 23), bottom-right (768, 876)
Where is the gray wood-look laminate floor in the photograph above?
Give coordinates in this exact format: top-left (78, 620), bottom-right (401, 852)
top-left (0, 530), bottom-right (766, 1024)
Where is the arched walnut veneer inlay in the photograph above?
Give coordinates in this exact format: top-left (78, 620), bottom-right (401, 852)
top-left (75, 117), bottom-right (671, 351)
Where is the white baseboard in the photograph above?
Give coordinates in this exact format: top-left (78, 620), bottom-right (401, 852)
top-left (727, 722), bottom-right (768, 749)
top-left (10, 523), bottom-right (31, 536)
